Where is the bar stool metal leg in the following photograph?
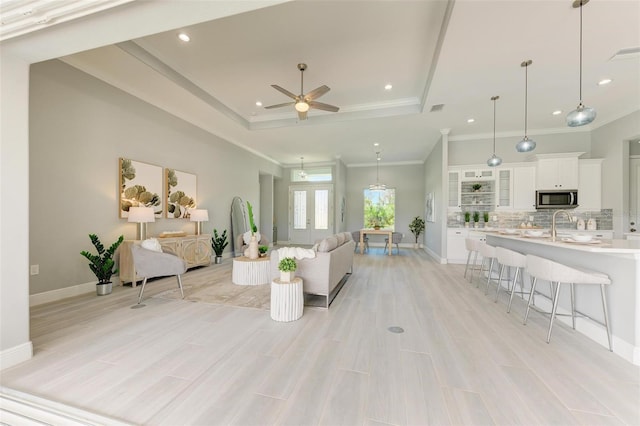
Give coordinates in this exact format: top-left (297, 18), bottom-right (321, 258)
top-left (523, 277), bottom-right (537, 325)
top-left (547, 281), bottom-right (563, 343)
top-left (570, 283), bottom-right (576, 330)
top-left (601, 284), bottom-right (613, 351)
top-left (506, 267), bottom-right (523, 312)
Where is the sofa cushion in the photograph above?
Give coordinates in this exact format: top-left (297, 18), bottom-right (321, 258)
top-left (141, 238), bottom-right (162, 253)
top-left (342, 231), bottom-right (353, 242)
top-left (318, 236), bottom-right (338, 252)
top-left (336, 232), bottom-right (345, 246)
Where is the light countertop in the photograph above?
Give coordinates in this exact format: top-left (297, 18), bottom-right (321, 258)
top-left (485, 231), bottom-right (640, 255)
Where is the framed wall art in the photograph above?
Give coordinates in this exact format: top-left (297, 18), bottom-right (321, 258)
top-left (119, 158), bottom-right (163, 218)
top-left (425, 192), bottom-right (435, 223)
top-left (165, 168), bottom-right (197, 218)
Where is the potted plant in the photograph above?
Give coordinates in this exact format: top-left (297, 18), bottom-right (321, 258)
top-left (409, 216), bottom-right (425, 248)
top-left (259, 245), bottom-right (269, 257)
top-left (483, 212), bottom-right (490, 226)
top-left (472, 183), bottom-right (482, 192)
top-left (278, 257), bottom-right (297, 283)
top-left (246, 201), bottom-right (259, 259)
top-left (473, 211), bottom-right (480, 228)
top-left (211, 228), bottom-right (228, 264)
top-left (464, 211), bottom-right (471, 228)
top-left (80, 234), bottom-right (124, 296)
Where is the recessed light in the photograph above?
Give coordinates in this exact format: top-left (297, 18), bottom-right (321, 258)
top-left (374, 142), bottom-right (380, 147)
top-left (255, 101), bottom-right (262, 107)
top-left (467, 118), bottom-right (475, 123)
top-left (384, 84), bottom-right (392, 90)
top-left (178, 33), bottom-right (190, 42)
top-left (598, 78), bottom-right (612, 86)
top-left (552, 110), bottom-right (562, 115)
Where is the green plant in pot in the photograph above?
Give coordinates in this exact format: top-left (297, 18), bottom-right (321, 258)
top-left (483, 212), bottom-right (490, 225)
top-left (211, 229), bottom-right (228, 264)
top-left (472, 183), bottom-right (482, 192)
top-left (464, 211), bottom-right (471, 228)
top-left (259, 245), bottom-right (269, 257)
top-left (278, 257), bottom-right (297, 283)
top-left (409, 216), bottom-right (425, 247)
top-left (80, 234), bottom-right (124, 296)
top-left (473, 211), bottom-right (480, 228)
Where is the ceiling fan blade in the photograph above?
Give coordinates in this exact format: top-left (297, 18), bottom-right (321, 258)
top-left (305, 85), bottom-right (330, 101)
top-left (264, 102), bottom-right (295, 109)
top-left (309, 101), bottom-right (339, 112)
top-left (297, 110), bottom-right (308, 120)
top-left (271, 84), bottom-right (298, 100)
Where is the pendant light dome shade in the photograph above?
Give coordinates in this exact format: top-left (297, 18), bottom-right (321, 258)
top-left (567, 0), bottom-right (596, 127)
top-left (487, 96), bottom-right (502, 167)
top-left (516, 60), bottom-right (536, 153)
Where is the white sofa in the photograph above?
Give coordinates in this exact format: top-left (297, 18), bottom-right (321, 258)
top-left (269, 232), bottom-right (355, 308)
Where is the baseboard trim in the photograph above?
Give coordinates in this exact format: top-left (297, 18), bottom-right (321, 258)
top-left (30, 281), bottom-right (97, 307)
top-left (424, 246), bottom-right (447, 264)
top-left (0, 342), bottom-right (33, 370)
top-left (0, 386), bottom-right (130, 425)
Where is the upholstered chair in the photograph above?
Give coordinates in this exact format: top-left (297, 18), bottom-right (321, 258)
top-left (384, 232), bottom-right (402, 254)
top-left (131, 245), bottom-right (187, 304)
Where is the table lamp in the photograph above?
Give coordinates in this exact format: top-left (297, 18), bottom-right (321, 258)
top-left (190, 209), bottom-right (209, 235)
top-left (128, 206), bottom-right (155, 240)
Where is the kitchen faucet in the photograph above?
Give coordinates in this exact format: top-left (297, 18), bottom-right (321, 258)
top-left (552, 210), bottom-right (575, 241)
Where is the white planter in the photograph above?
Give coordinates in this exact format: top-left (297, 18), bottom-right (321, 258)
top-left (280, 271), bottom-right (294, 283)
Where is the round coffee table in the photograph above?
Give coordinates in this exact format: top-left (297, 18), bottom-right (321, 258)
top-left (232, 256), bottom-right (270, 286)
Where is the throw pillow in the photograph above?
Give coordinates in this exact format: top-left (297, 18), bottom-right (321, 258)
top-left (141, 238), bottom-right (162, 252)
top-left (317, 236), bottom-right (338, 252)
top-left (336, 232), bottom-right (345, 246)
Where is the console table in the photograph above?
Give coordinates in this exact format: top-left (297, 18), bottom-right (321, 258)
top-left (119, 234), bottom-right (212, 286)
top-left (232, 256), bottom-right (270, 286)
top-left (271, 277), bottom-right (304, 322)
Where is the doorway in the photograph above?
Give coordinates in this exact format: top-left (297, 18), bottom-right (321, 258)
top-left (288, 184), bottom-right (334, 244)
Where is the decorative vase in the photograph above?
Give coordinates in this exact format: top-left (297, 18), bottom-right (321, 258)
top-left (96, 282), bottom-right (112, 296)
top-left (280, 271), bottom-right (293, 283)
top-left (474, 222), bottom-right (479, 228)
top-left (248, 235), bottom-right (259, 260)
top-left (374, 225), bottom-right (381, 230)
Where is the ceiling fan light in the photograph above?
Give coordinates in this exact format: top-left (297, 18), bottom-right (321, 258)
top-left (487, 154), bottom-right (502, 167)
top-left (566, 103), bottom-right (596, 127)
top-left (516, 136), bottom-right (536, 153)
top-left (295, 101), bottom-right (309, 112)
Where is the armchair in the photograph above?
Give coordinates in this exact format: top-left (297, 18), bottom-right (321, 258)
top-left (131, 245), bottom-right (187, 304)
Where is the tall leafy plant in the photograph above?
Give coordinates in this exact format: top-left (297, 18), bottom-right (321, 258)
top-left (211, 229), bottom-right (229, 256)
top-left (80, 234), bottom-right (124, 284)
top-left (247, 201), bottom-right (257, 234)
top-left (409, 216), bottom-right (425, 243)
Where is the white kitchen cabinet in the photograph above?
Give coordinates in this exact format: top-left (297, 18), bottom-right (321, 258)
top-left (536, 153), bottom-right (582, 189)
top-left (448, 170), bottom-right (461, 211)
top-left (447, 228), bottom-right (486, 264)
top-left (513, 166), bottom-right (536, 210)
top-left (577, 159), bottom-right (603, 210)
top-left (495, 168), bottom-right (513, 210)
top-left (461, 169), bottom-right (495, 181)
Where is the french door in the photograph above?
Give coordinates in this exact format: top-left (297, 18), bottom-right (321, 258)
top-left (289, 184), bottom-right (333, 245)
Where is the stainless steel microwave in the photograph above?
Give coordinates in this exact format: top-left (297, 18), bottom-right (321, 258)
top-left (535, 190), bottom-right (578, 209)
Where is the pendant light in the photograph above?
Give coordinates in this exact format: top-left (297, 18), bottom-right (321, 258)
top-left (516, 60), bottom-right (536, 153)
top-left (369, 151), bottom-right (386, 191)
top-left (299, 157), bottom-right (307, 179)
top-left (487, 96), bottom-right (502, 167)
top-left (566, 0), bottom-right (596, 127)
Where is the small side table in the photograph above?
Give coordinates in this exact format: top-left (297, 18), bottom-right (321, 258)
top-left (232, 256), bottom-right (270, 286)
top-left (270, 277), bottom-right (304, 322)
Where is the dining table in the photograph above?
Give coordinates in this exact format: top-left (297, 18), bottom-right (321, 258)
top-left (360, 228), bottom-right (394, 256)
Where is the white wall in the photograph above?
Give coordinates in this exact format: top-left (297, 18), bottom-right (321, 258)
top-left (335, 159), bottom-right (348, 233)
top-left (0, 51), bottom-right (32, 365)
top-left (345, 164), bottom-right (425, 245)
top-left (29, 59), bottom-right (281, 295)
top-left (259, 174), bottom-right (274, 243)
top-left (424, 136), bottom-right (446, 261)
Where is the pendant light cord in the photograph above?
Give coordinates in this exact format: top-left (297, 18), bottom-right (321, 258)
top-left (493, 98), bottom-right (496, 153)
top-left (579, 1), bottom-right (583, 103)
top-left (524, 63), bottom-right (528, 136)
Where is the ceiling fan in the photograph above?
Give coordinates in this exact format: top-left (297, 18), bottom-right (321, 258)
top-left (264, 63), bottom-right (339, 120)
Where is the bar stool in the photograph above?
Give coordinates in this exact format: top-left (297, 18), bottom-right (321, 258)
top-left (478, 242), bottom-right (498, 289)
top-left (494, 247), bottom-right (528, 312)
top-left (524, 254), bottom-right (612, 351)
top-left (464, 238), bottom-right (482, 282)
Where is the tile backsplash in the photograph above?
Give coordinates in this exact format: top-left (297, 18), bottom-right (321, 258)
top-left (447, 209), bottom-right (613, 230)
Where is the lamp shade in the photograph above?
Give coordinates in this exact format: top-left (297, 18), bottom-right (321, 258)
top-left (516, 136), bottom-right (536, 153)
top-left (127, 207), bottom-right (155, 223)
top-left (566, 103), bottom-right (596, 127)
top-left (189, 209), bottom-right (209, 222)
top-left (295, 101), bottom-right (309, 112)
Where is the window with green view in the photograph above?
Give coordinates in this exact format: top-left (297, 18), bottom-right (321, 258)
top-left (364, 189), bottom-right (395, 229)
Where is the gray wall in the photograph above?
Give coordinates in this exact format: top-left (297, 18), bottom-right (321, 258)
top-left (259, 174), bottom-right (274, 243)
top-left (448, 131), bottom-right (591, 166)
top-left (335, 159), bottom-right (348, 233)
top-left (591, 111), bottom-right (640, 237)
top-left (424, 138), bottom-right (445, 258)
top-left (29, 59), bottom-right (281, 295)
top-left (631, 140), bottom-right (640, 156)
top-left (345, 163), bottom-right (425, 245)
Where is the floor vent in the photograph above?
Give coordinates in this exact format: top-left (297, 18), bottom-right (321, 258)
top-left (388, 326), bottom-right (405, 334)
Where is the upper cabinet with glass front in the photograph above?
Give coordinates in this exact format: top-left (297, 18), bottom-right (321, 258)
top-left (461, 169), bottom-right (495, 181)
top-left (448, 171), bottom-right (461, 211)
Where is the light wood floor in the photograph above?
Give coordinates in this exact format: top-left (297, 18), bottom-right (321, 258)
top-left (2, 249), bottom-right (639, 425)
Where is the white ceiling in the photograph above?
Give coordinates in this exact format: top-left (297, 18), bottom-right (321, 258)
top-left (9, 0), bottom-right (640, 166)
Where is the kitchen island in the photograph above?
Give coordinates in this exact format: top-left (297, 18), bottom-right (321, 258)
top-left (485, 233), bottom-right (640, 365)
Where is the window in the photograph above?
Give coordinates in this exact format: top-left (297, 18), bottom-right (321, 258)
top-left (293, 190), bottom-right (307, 229)
top-left (364, 189), bottom-right (395, 229)
top-left (291, 167), bottom-right (332, 182)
